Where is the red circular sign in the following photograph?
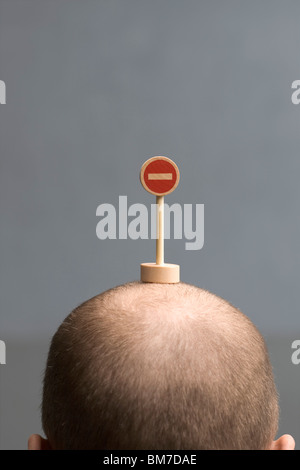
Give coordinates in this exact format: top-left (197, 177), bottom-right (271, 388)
top-left (140, 156), bottom-right (180, 196)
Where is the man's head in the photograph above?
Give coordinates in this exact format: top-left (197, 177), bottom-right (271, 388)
top-left (30, 282), bottom-right (294, 450)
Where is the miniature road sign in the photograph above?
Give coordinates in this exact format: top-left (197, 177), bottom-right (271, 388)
top-left (140, 156), bottom-right (180, 196)
top-left (140, 156), bottom-right (180, 284)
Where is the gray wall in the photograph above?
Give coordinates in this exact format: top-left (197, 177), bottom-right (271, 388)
top-left (0, 0), bottom-right (299, 449)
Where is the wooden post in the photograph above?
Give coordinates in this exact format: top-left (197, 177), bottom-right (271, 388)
top-left (156, 195), bottom-right (164, 265)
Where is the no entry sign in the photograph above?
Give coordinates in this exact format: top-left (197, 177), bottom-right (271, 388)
top-left (140, 156), bottom-right (180, 196)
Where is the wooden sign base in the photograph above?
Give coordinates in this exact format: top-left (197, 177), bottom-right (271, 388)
top-left (140, 263), bottom-right (180, 284)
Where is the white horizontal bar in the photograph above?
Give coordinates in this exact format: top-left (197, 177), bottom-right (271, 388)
top-left (148, 173), bottom-right (173, 180)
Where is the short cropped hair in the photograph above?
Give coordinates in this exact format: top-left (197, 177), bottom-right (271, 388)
top-left (42, 282), bottom-right (279, 450)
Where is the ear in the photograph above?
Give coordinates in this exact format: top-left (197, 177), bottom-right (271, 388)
top-left (270, 434), bottom-right (295, 450)
top-left (28, 434), bottom-right (52, 450)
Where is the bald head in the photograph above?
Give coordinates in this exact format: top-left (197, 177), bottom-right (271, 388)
top-left (42, 282), bottom-right (279, 450)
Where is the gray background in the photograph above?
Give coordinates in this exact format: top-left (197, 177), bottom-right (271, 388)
top-left (0, 0), bottom-right (299, 449)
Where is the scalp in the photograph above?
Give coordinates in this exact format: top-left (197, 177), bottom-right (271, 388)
top-left (42, 281), bottom-right (279, 450)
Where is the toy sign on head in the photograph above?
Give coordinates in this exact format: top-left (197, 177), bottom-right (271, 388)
top-left (140, 156), bottom-right (180, 284)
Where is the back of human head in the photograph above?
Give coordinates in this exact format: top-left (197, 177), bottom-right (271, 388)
top-left (42, 282), bottom-right (279, 450)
